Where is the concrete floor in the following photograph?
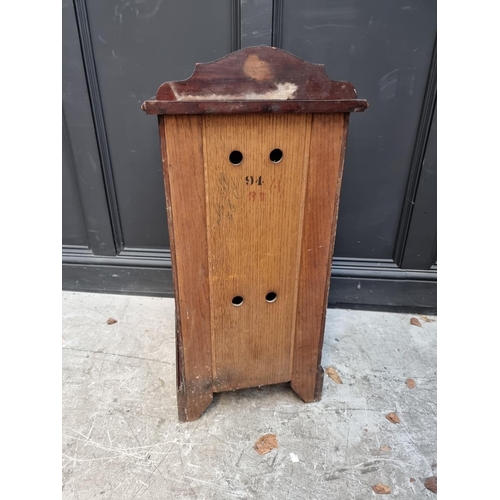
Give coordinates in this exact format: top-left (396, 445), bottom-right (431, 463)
top-left (62, 292), bottom-right (437, 499)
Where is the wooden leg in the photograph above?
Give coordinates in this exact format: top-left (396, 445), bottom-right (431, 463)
top-left (175, 315), bottom-right (214, 422)
top-left (291, 364), bottom-right (324, 403)
top-left (177, 382), bottom-right (213, 422)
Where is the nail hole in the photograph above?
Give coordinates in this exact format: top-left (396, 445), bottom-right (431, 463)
top-left (265, 292), bottom-right (277, 303)
top-left (232, 295), bottom-right (244, 306)
top-left (269, 149), bottom-right (283, 163)
top-left (229, 150), bottom-right (243, 165)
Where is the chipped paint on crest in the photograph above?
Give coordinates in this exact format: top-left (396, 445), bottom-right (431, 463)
top-left (170, 82), bottom-right (299, 101)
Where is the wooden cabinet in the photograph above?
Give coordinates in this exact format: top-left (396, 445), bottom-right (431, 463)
top-left (142, 47), bottom-right (367, 420)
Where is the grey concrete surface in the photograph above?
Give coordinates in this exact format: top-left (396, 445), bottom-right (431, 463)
top-left (62, 292), bottom-right (437, 499)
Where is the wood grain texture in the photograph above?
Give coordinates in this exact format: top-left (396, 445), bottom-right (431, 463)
top-left (161, 116), bottom-right (213, 421)
top-left (161, 113), bottom-right (349, 412)
top-left (146, 46), bottom-right (368, 420)
top-left (142, 99), bottom-right (367, 115)
top-left (142, 46), bottom-right (368, 115)
top-left (203, 114), bottom-right (311, 391)
top-left (291, 114), bottom-right (349, 402)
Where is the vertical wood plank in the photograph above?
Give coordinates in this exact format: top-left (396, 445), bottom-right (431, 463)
top-left (162, 116), bottom-right (213, 421)
top-left (203, 114), bottom-right (311, 391)
top-left (291, 113), bottom-right (349, 402)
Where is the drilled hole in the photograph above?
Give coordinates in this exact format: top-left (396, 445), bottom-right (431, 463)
top-left (232, 295), bottom-right (244, 306)
top-left (265, 292), bottom-right (277, 303)
top-left (269, 148), bottom-right (283, 163)
top-left (229, 150), bottom-right (243, 165)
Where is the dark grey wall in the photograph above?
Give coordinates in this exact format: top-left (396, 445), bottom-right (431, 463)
top-left (63, 0), bottom-right (116, 256)
top-left (62, 0), bottom-right (436, 312)
top-left (279, 0), bottom-right (436, 261)
top-left (85, 0), bottom-right (235, 251)
top-left (402, 104), bottom-right (437, 270)
top-left (62, 119), bottom-right (87, 248)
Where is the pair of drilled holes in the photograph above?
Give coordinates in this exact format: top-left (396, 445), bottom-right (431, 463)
top-left (229, 149), bottom-right (283, 166)
top-left (232, 292), bottom-right (277, 307)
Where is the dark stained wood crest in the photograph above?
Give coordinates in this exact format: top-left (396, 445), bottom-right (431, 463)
top-left (142, 46), bottom-right (368, 115)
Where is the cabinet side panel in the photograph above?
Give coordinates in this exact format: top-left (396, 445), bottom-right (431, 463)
top-left (291, 113), bottom-right (348, 402)
top-left (163, 116), bottom-right (213, 421)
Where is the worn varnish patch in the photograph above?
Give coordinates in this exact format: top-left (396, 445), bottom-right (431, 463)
top-left (243, 54), bottom-right (273, 81)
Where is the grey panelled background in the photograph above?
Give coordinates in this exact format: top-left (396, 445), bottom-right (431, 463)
top-left (86, 0), bottom-right (234, 250)
top-left (281, 0), bottom-right (436, 260)
top-left (62, 0), bottom-right (437, 311)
